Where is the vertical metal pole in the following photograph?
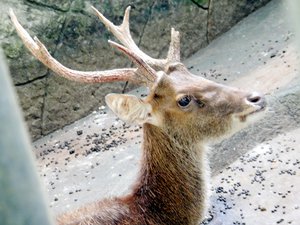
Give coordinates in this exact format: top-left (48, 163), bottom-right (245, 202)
top-left (288, 1), bottom-right (300, 48)
top-left (0, 50), bottom-right (54, 225)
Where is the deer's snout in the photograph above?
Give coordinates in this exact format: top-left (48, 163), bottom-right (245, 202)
top-left (246, 92), bottom-right (266, 109)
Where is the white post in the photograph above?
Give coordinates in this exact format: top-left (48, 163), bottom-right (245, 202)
top-left (0, 50), bottom-right (54, 225)
top-left (288, 1), bottom-right (300, 48)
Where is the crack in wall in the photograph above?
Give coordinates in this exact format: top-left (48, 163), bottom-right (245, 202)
top-left (26, 0), bottom-right (71, 13)
top-left (39, 73), bottom-right (49, 137)
top-left (40, 13), bottom-right (69, 136)
top-left (15, 74), bottom-right (48, 87)
top-left (206, 0), bottom-right (211, 45)
top-left (136, 1), bottom-right (156, 48)
top-left (39, 1), bottom-right (98, 136)
top-left (122, 0), bottom-right (156, 93)
top-left (190, 0), bottom-right (209, 10)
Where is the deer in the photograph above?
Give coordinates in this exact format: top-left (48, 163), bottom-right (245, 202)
top-left (9, 5), bottom-right (266, 225)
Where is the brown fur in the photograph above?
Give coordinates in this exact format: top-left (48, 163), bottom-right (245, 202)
top-left (58, 123), bottom-right (208, 225)
top-left (57, 64), bottom-right (266, 225)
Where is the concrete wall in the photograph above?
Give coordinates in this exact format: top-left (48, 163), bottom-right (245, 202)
top-left (0, 0), bottom-right (270, 140)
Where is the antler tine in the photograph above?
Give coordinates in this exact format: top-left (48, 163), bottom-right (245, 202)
top-left (167, 28), bottom-right (180, 62)
top-left (92, 6), bottom-right (172, 70)
top-left (9, 9), bottom-right (139, 84)
top-left (108, 40), bottom-right (157, 83)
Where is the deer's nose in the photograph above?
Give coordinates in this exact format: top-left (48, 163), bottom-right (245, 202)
top-left (246, 92), bottom-right (266, 108)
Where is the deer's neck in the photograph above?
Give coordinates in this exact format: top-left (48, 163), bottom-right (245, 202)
top-left (131, 123), bottom-right (208, 224)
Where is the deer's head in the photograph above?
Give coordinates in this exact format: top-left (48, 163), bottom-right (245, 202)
top-left (106, 62), bottom-right (266, 143)
top-left (10, 6), bottom-right (266, 143)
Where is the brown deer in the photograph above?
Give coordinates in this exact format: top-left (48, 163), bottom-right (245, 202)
top-left (9, 6), bottom-right (266, 225)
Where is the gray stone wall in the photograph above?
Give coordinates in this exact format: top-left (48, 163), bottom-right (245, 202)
top-left (0, 0), bottom-right (270, 140)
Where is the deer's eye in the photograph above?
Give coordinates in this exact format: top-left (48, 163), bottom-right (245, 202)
top-left (177, 95), bottom-right (192, 108)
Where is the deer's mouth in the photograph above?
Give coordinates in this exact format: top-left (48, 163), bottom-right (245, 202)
top-left (238, 104), bottom-right (266, 122)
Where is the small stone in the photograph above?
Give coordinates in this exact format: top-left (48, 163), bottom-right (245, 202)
top-left (276, 219), bottom-right (284, 224)
top-left (260, 207), bottom-right (267, 212)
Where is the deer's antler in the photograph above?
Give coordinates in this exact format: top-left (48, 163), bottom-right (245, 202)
top-left (92, 6), bottom-right (181, 69)
top-left (9, 9), bottom-right (140, 84)
top-left (9, 6), bottom-right (180, 86)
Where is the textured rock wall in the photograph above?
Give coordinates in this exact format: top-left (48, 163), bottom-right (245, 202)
top-left (0, 0), bottom-right (270, 140)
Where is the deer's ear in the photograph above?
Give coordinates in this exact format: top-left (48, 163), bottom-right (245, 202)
top-left (105, 93), bottom-right (156, 125)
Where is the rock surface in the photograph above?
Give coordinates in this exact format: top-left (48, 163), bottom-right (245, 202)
top-left (208, 0), bottom-right (271, 41)
top-left (1, 0), bottom-right (270, 140)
